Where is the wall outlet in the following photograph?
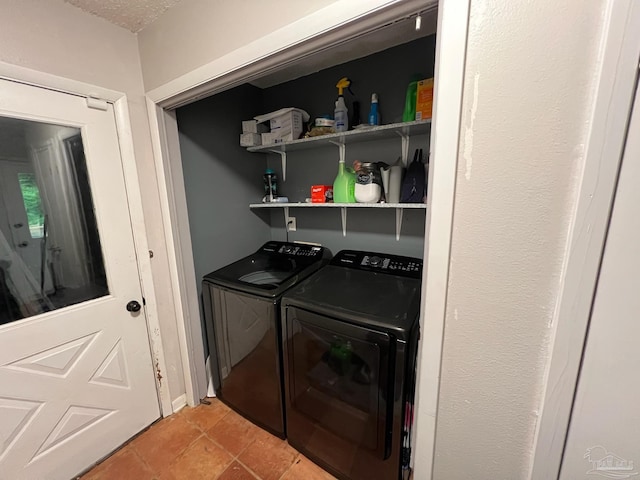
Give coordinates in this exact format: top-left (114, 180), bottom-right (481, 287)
top-left (287, 217), bottom-right (296, 232)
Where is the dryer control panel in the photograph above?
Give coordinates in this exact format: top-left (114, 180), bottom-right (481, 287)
top-left (330, 250), bottom-right (422, 279)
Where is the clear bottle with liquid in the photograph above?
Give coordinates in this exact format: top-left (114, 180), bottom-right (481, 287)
top-left (334, 95), bottom-right (348, 132)
top-left (334, 77), bottom-right (351, 133)
top-left (263, 168), bottom-right (278, 202)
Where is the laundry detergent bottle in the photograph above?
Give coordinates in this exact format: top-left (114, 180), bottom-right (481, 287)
top-left (333, 159), bottom-right (356, 203)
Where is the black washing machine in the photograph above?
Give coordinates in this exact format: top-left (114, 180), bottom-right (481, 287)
top-left (280, 250), bottom-right (422, 480)
top-left (202, 241), bottom-right (331, 438)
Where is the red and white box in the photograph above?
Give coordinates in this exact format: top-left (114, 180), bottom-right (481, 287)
top-left (311, 185), bottom-right (333, 203)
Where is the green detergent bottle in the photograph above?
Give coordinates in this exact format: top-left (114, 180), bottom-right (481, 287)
top-left (333, 160), bottom-right (356, 203)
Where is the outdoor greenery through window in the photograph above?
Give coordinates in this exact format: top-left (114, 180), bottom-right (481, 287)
top-left (18, 172), bottom-right (45, 239)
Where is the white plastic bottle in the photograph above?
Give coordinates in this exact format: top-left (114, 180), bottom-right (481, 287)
top-left (335, 95), bottom-right (348, 132)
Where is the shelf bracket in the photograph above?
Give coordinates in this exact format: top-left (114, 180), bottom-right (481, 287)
top-left (269, 150), bottom-right (287, 181)
top-left (395, 208), bottom-right (404, 241)
top-left (284, 206), bottom-right (291, 231)
top-left (340, 207), bottom-right (347, 237)
top-left (330, 141), bottom-right (346, 164)
top-left (397, 132), bottom-right (410, 167)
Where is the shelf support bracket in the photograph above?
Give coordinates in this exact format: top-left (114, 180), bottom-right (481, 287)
top-left (395, 208), bottom-right (404, 241)
top-left (284, 206), bottom-right (290, 231)
top-left (269, 150), bottom-right (287, 181)
top-left (340, 207), bottom-right (347, 237)
top-left (397, 132), bottom-right (410, 167)
top-left (330, 141), bottom-right (346, 164)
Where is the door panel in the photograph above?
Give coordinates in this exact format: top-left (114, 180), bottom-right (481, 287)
top-left (0, 79), bottom-right (159, 480)
top-left (559, 83), bottom-right (640, 478)
top-left (284, 306), bottom-right (391, 458)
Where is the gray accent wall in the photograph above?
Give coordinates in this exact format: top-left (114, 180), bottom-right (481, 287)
top-left (265, 133), bottom-right (429, 258)
top-left (262, 35), bottom-right (436, 125)
top-left (176, 35), bottom-right (436, 350)
top-left (262, 35), bottom-right (435, 258)
top-left (176, 84), bottom-right (271, 302)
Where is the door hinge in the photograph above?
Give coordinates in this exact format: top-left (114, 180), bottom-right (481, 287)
top-left (86, 95), bottom-right (108, 111)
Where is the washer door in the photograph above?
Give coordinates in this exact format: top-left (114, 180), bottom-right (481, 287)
top-left (283, 306), bottom-right (392, 460)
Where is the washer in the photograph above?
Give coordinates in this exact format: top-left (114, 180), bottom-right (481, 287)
top-left (202, 241), bottom-right (331, 438)
top-left (280, 249), bottom-right (422, 480)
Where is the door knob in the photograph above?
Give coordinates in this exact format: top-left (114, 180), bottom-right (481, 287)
top-left (126, 300), bottom-right (142, 313)
top-left (18, 241), bottom-right (28, 248)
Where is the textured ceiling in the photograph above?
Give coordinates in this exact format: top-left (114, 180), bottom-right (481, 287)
top-left (64, 0), bottom-right (183, 32)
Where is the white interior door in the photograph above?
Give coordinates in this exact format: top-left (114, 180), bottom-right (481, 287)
top-left (559, 82), bottom-right (640, 478)
top-left (0, 79), bottom-right (160, 479)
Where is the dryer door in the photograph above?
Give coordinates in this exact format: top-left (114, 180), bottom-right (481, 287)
top-left (283, 306), bottom-right (392, 460)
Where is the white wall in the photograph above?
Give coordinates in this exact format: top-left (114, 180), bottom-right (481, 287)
top-left (432, 0), bottom-right (607, 478)
top-left (0, 0), bottom-right (185, 405)
top-left (6, 0), bottom-right (606, 472)
top-left (137, 0), bottom-right (340, 91)
top-left (559, 82), bottom-right (640, 480)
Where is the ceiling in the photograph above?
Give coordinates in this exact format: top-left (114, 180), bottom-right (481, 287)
top-left (59, 0), bottom-right (437, 90)
top-left (250, 8), bottom-right (437, 89)
top-left (63, 0), bottom-right (183, 32)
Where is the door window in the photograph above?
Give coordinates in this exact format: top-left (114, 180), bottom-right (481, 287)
top-left (17, 172), bottom-right (45, 238)
top-left (0, 116), bottom-right (108, 325)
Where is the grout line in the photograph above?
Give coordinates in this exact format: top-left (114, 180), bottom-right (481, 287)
top-left (233, 458), bottom-right (263, 480)
top-left (182, 403), bottom-right (337, 480)
top-left (128, 445), bottom-right (159, 479)
top-left (276, 452), bottom-right (301, 480)
top-left (203, 432), bottom-right (240, 460)
top-left (152, 431), bottom-right (208, 476)
top-left (181, 404), bottom-right (228, 431)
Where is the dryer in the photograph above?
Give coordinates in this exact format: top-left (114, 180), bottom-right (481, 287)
top-left (280, 249), bottom-right (422, 480)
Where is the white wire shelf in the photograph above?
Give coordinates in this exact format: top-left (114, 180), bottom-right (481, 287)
top-left (250, 202), bottom-right (427, 240)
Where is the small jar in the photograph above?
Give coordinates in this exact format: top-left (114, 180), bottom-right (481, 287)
top-left (354, 162), bottom-right (383, 203)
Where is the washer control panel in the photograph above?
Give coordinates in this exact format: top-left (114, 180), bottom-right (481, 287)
top-left (331, 250), bottom-right (422, 278)
top-left (260, 241), bottom-right (325, 258)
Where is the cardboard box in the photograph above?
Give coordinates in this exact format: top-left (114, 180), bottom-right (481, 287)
top-left (415, 78), bottom-right (434, 120)
top-left (261, 129), bottom-right (298, 145)
top-left (311, 185), bottom-right (333, 203)
top-left (261, 132), bottom-right (277, 146)
top-left (242, 120), bottom-right (268, 134)
top-left (269, 110), bottom-right (304, 141)
top-left (240, 133), bottom-right (262, 147)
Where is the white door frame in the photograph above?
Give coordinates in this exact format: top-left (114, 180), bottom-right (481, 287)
top-left (0, 61), bottom-right (173, 416)
top-left (529, 1), bottom-right (640, 478)
top-left (144, 2), bottom-right (465, 478)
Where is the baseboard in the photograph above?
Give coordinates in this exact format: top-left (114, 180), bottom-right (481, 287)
top-left (171, 394), bottom-right (187, 413)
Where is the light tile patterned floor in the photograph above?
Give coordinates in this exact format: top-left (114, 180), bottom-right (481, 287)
top-left (80, 399), bottom-right (336, 480)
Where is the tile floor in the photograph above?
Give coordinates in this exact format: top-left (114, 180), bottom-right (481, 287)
top-left (80, 399), bottom-right (336, 480)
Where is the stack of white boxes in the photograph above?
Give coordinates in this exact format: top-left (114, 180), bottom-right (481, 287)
top-left (262, 110), bottom-right (304, 145)
top-left (240, 120), bottom-right (267, 147)
top-left (240, 109), bottom-right (306, 147)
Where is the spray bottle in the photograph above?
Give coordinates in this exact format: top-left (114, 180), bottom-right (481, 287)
top-left (334, 77), bottom-right (351, 132)
top-left (368, 93), bottom-right (380, 125)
